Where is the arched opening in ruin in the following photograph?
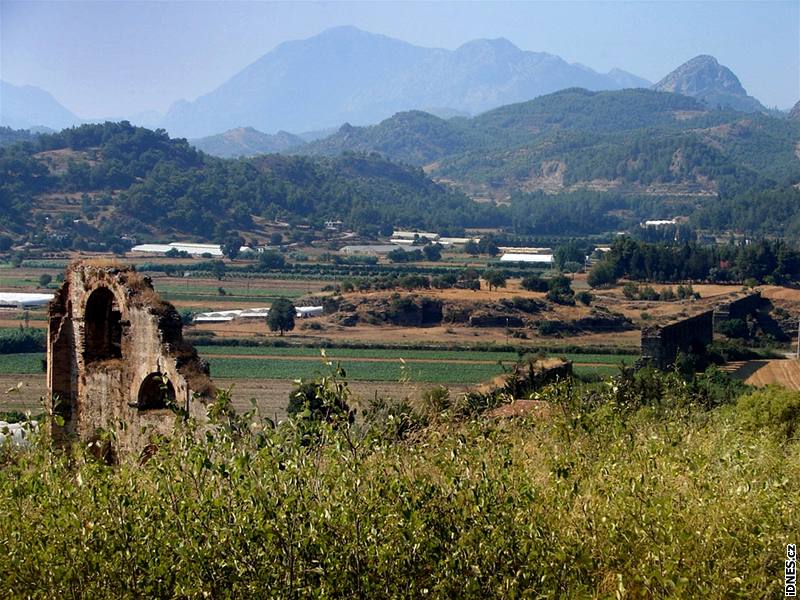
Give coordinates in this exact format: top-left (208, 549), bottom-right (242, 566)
top-left (137, 373), bottom-right (176, 410)
top-left (83, 287), bottom-right (122, 362)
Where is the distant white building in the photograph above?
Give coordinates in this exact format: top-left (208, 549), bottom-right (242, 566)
top-left (192, 305), bottom-right (323, 323)
top-left (499, 253), bottom-right (554, 264)
top-left (339, 244), bottom-right (402, 256)
top-left (497, 247), bottom-right (552, 255)
top-left (390, 230), bottom-right (440, 245)
top-left (438, 236), bottom-right (480, 246)
top-left (129, 242), bottom-right (252, 257)
top-left (296, 306), bottom-right (324, 318)
top-left (392, 230), bottom-right (440, 241)
top-left (642, 218), bottom-right (682, 227)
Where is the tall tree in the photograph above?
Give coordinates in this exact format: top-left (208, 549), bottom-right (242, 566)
top-left (221, 233), bottom-right (245, 260)
top-left (482, 269), bottom-right (507, 291)
top-left (268, 298), bottom-right (296, 336)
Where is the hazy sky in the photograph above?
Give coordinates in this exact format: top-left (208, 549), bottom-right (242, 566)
top-left (1, 0), bottom-right (798, 118)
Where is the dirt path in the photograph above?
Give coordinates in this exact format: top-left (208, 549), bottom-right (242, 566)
top-left (0, 374), bottom-right (47, 414)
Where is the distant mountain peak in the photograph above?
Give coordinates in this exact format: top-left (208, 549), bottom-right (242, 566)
top-left (0, 80), bottom-right (82, 130)
top-left (455, 37), bottom-right (520, 54)
top-left (653, 55), bottom-right (764, 112)
top-left (160, 27), bottom-right (651, 137)
top-left (190, 126), bottom-right (305, 158)
top-left (789, 100), bottom-right (800, 121)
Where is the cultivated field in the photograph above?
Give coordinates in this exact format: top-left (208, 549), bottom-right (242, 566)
top-left (7, 255), bottom-right (799, 422)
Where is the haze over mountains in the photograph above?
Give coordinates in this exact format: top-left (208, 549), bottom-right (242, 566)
top-left (161, 26), bottom-right (659, 138)
top-left (1, 25), bottom-right (791, 148)
top-left (0, 81), bottom-right (81, 131)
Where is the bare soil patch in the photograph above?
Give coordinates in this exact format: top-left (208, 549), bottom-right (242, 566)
top-left (742, 359), bottom-right (800, 390)
top-left (0, 374), bottom-right (47, 413)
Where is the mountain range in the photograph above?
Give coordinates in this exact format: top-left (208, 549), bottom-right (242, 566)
top-left (161, 26), bottom-right (657, 138)
top-left (1, 26), bottom-right (790, 148)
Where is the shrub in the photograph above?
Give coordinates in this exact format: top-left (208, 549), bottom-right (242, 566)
top-left (716, 318), bottom-right (749, 339)
top-left (735, 386), bottom-right (800, 440)
top-left (0, 329), bottom-right (45, 353)
top-left (520, 275), bottom-right (548, 292)
top-left (575, 291), bottom-right (593, 305)
top-left (587, 260), bottom-right (617, 287)
top-left (0, 370), bottom-right (795, 597)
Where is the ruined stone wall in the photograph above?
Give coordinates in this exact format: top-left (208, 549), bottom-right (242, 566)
top-left (713, 292), bottom-right (763, 322)
top-left (47, 261), bottom-right (214, 460)
top-left (641, 310), bottom-right (714, 370)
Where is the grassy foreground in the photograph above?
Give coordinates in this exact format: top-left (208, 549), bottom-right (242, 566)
top-left (0, 371), bottom-right (797, 598)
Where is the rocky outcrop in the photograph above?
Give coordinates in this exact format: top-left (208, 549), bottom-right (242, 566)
top-left (335, 294), bottom-right (443, 327)
top-left (469, 313), bottom-right (524, 328)
top-left (538, 310), bottom-right (634, 336)
top-left (653, 55), bottom-right (765, 113)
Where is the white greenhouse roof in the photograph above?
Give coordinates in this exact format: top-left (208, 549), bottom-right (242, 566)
top-left (296, 306), bottom-right (324, 317)
top-left (130, 242), bottom-right (254, 257)
top-left (0, 292), bottom-right (54, 308)
top-left (499, 253), bottom-right (554, 263)
top-left (192, 306), bottom-right (322, 322)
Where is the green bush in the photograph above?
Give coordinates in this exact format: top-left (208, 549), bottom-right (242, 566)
top-left (735, 386), bottom-right (800, 440)
top-left (0, 372), bottom-right (795, 597)
top-left (0, 329), bottom-right (45, 353)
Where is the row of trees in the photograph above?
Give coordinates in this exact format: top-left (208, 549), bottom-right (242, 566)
top-left (588, 237), bottom-right (800, 286)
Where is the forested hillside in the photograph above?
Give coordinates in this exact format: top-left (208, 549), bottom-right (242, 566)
top-left (301, 88), bottom-right (800, 198)
top-left (0, 122), bottom-right (502, 247)
top-left (3, 119), bottom-right (800, 248)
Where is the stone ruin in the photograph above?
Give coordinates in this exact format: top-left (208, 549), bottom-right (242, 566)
top-left (47, 261), bottom-right (215, 460)
top-left (640, 292), bottom-right (764, 370)
top-left (640, 311), bottom-right (714, 370)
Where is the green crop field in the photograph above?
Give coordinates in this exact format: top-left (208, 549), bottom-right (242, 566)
top-left (154, 284), bottom-right (309, 298)
top-left (196, 345), bottom-right (632, 365)
top-left (0, 350), bottom-right (622, 384)
top-left (0, 353), bottom-right (46, 375)
top-left (207, 357), bottom-right (506, 384)
top-left (159, 292), bottom-right (304, 304)
top-left (207, 357), bottom-right (620, 384)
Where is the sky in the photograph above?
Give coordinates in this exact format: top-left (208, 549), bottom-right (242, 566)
top-left (1, 0), bottom-right (798, 119)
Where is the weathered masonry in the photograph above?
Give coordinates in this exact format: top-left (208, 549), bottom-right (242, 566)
top-left (640, 311), bottom-right (714, 370)
top-left (47, 261), bottom-right (214, 459)
top-left (713, 291), bottom-right (763, 324)
top-left (640, 292), bottom-right (764, 370)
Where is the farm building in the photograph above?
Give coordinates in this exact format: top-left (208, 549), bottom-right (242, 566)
top-left (192, 306), bottom-right (322, 323)
top-left (391, 231), bottom-right (440, 241)
top-left (339, 244), bottom-right (402, 256)
top-left (499, 253), bottom-right (554, 264)
top-left (130, 242), bottom-right (255, 256)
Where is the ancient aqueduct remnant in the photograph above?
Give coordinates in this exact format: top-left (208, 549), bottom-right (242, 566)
top-left (47, 261), bottom-right (214, 459)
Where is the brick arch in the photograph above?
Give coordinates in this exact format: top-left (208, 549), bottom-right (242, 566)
top-left (82, 285), bottom-right (125, 363)
top-left (136, 372), bottom-right (176, 410)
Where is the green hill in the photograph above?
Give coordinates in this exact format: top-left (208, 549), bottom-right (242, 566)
top-left (300, 88), bottom-right (800, 199)
top-left (0, 122), bottom-right (502, 249)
